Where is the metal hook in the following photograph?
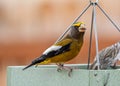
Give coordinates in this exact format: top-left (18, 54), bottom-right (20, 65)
top-left (90, 0), bottom-right (99, 4)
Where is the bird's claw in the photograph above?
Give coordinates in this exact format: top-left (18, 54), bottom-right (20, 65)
top-left (68, 68), bottom-right (73, 77)
top-left (57, 64), bottom-right (73, 77)
top-left (57, 67), bottom-right (62, 72)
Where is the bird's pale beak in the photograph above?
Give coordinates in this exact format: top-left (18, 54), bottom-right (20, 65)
top-left (79, 23), bottom-right (86, 32)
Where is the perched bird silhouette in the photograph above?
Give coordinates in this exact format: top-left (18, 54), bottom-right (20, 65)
top-left (91, 42), bottom-right (120, 70)
top-left (23, 22), bottom-right (86, 75)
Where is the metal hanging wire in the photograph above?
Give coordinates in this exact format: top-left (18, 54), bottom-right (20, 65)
top-left (87, 5), bottom-right (94, 69)
top-left (96, 4), bottom-right (120, 32)
top-left (87, 0), bottom-right (120, 69)
top-left (54, 0), bottom-right (120, 70)
top-left (92, 2), bottom-right (100, 69)
top-left (54, 3), bottom-right (91, 44)
top-left (87, 0), bottom-right (100, 69)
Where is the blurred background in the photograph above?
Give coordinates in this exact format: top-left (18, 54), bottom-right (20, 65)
top-left (0, 0), bottom-right (120, 86)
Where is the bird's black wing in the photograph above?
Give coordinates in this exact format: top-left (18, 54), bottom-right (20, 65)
top-left (23, 42), bottom-right (72, 70)
top-left (46, 42), bottom-right (72, 58)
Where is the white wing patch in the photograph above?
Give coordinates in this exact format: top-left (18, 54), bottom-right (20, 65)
top-left (43, 45), bottom-right (62, 55)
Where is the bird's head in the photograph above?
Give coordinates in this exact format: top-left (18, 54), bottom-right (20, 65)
top-left (69, 22), bottom-right (86, 40)
top-left (72, 22), bottom-right (86, 32)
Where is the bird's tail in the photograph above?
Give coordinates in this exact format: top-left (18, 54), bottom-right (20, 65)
top-left (23, 55), bottom-right (46, 70)
top-left (22, 62), bottom-right (35, 70)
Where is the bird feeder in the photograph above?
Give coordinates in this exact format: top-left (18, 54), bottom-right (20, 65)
top-left (7, 0), bottom-right (120, 86)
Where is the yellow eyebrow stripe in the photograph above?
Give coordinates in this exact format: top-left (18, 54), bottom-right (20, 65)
top-left (72, 22), bottom-right (84, 27)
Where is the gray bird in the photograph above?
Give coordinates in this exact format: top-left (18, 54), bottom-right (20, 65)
top-left (90, 42), bottom-right (120, 70)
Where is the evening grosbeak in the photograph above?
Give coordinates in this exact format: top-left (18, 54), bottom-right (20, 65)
top-left (23, 22), bottom-right (86, 75)
top-left (91, 42), bottom-right (120, 70)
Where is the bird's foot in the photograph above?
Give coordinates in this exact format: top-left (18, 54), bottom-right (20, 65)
top-left (56, 64), bottom-right (74, 77)
top-left (110, 63), bottom-right (117, 69)
top-left (110, 65), bottom-right (117, 69)
top-left (110, 61), bottom-right (118, 69)
top-left (57, 63), bottom-right (64, 72)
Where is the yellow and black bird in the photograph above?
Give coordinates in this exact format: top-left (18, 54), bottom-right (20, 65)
top-left (23, 22), bottom-right (86, 75)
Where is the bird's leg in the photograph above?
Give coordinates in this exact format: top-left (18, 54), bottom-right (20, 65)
top-left (63, 66), bottom-right (73, 77)
top-left (56, 63), bottom-right (73, 77)
top-left (56, 63), bottom-right (64, 72)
